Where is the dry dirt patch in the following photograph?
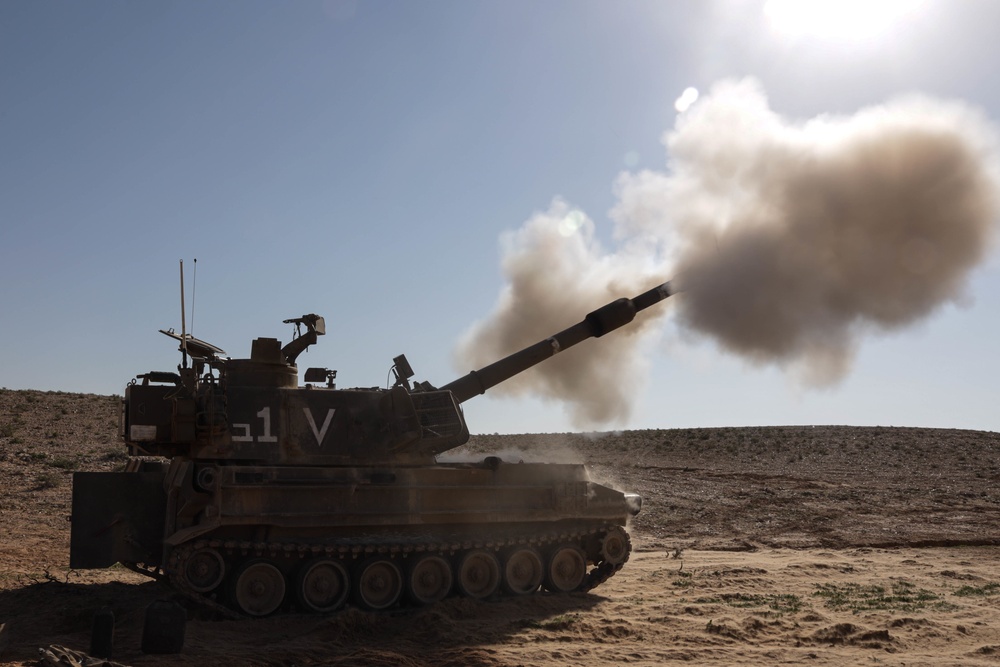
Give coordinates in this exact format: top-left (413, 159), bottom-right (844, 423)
top-left (2, 389), bottom-right (1000, 666)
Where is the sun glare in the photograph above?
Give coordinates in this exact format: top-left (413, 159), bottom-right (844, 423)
top-left (764, 0), bottom-right (924, 44)
top-left (675, 87), bottom-right (700, 113)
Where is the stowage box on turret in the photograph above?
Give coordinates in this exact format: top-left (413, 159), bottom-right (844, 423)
top-left (70, 282), bottom-right (673, 616)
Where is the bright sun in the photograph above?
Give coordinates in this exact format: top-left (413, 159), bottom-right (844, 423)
top-left (764, 0), bottom-right (925, 44)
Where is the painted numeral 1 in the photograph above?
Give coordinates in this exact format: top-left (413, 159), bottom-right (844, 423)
top-left (257, 407), bottom-right (277, 442)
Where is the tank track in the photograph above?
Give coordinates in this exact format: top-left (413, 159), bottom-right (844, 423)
top-left (161, 523), bottom-right (631, 617)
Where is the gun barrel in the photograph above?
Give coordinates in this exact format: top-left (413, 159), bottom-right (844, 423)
top-left (441, 281), bottom-right (673, 404)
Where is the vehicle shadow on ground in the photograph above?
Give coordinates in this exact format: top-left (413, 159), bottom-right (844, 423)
top-left (0, 577), bottom-right (605, 666)
top-left (0, 577), bottom-right (170, 662)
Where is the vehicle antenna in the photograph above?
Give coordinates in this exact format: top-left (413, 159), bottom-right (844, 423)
top-left (179, 260), bottom-right (189, 369)
top-left (191, 258), bottom-right (197, 337)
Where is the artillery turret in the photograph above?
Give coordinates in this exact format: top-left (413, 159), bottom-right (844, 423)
top-left (70, 281), bottom-right (673, 616)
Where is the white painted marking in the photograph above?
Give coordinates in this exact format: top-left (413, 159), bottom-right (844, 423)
top-left (257, 407), bottom-right (278, 442)
top-left (304, 408), bottom-right (336, 446)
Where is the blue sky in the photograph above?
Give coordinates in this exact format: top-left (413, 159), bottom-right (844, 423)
top-left (2, 0), bottom-right (999, 434)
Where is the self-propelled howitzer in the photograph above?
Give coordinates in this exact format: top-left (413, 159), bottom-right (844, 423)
top-left (70, 282), bottom-right (673, 616)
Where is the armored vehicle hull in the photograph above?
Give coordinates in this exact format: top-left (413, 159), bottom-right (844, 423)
top-left (73, 457), bottom-right (639, 614)
top-left (70, 281), bottom-right (672, 615)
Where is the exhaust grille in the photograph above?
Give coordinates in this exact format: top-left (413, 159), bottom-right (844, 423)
top-left (411, 391), bottom-right (465, 439)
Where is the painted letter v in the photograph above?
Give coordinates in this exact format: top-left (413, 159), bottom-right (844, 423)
top-left (304, 408), bottom-right (335, 446)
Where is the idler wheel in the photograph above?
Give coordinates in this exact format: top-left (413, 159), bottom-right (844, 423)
top-left (456, 549), bottom-right (500, 599)
top-left (184, 547), bottom-right (225, 593)
top-left (599, 526), bottom-right (631, 566)
top-left (194, 466), bottom-right (218, 492)
top-left (354, 558), bottom-right (403, 610)
top-left (544, 545), bottom-right (587, 593)
top-left (297, 559), bottom-right (350, 613)
top-left (502, 547), bottom-right (543, 595)
top-left (232, 560), bottom-right (286, 617)
top-left (406, 554), bottom-right (453, 605)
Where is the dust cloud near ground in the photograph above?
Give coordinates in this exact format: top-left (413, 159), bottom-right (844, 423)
top-left (3, 389), bottom-right (1000, 666)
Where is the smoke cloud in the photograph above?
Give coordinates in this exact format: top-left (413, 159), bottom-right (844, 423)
top-left (453, 201), bottom-right (664, 425)
top-left (456, 79), bottom-right (1000, 426)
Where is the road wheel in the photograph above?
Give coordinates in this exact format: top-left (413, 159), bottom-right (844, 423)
top-left (232, 559), bottom-right (286, 616)
top-left (503, 547), bottom-right (543, 595)
top-left (544, 545), bottom-right (587, 593)
top-left (456, 549), bottom-right (500, 599)
top-left (354, 558), bottom-right (403, 610)
top-left (297, 559), bottom-right (350, 613)
top-left (184, 547), bottom-right (225, 593)
top-left (406, 554), bottom-right (453, 605)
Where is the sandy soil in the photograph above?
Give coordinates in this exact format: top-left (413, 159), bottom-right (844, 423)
top-left (3, 389), bottom-right (1000, 666)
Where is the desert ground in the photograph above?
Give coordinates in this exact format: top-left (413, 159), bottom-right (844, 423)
top-left (3, 388), bottom-right (1000, 666)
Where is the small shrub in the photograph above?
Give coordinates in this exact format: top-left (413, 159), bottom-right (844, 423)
top-left (814, 580), bottom-right (939, 613)
top-left (34, 472), bottom-right (61, 490)
top-left (47, 456), bottom-right (78, 470)
top-left (954, 583), bottom-right (1000, 597)
top-left (718, 592), bottom-right (804, 613)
